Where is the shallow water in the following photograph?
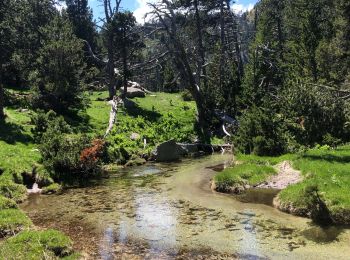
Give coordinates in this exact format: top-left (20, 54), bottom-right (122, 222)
top-left (21, 154), bottom-right (350, 259)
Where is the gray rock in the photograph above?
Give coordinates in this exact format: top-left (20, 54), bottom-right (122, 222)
top-left (126, 87), bottom-right (146, 98)
top-left (130, 133), bottom-right (141, 140)
top-left (178, 143), bottom-right (199, 154)
top-left (152, 140), bottom-right (187, 162)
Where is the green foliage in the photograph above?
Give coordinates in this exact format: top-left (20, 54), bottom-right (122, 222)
top-left (102, 93), bottom-right (196, 163)
top-left (0, 196), bottom-right (17, 210)
top-left (30, 15), bottom-right (87, 114)
top-left (181, 90), bottom-right (194, 101)
top-left (31, 110), bottom-right (71, 143)
top-left (0, 179), bottom-right (27, 203)
top-left (279, 82), bottom-right (349, 146)
top-left (0, 209), bottom-right (32, 238)
top-left (40, 129), bottom-right (99, 181)
top-left (106, 112), bottom-right (195, 163)
top-left (0, 229), bottom-right (76, 259)
top-left (234, 107), bottom-right (287, 156)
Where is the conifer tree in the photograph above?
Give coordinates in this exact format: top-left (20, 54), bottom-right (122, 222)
top-left (31, 15), bottom-right (86, 113)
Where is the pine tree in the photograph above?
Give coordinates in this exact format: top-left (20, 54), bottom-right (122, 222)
top-left (240, 0), bottom-right (286, 108)
top-left (0, 0), bottom-right (18, 119)
top-left (31, 15), bottom-right (86, 113)
top-left (65, 0), bottom-right (97, 46)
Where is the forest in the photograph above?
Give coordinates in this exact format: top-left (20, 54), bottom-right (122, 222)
top-left (0, 0), bottom-right (350, 259)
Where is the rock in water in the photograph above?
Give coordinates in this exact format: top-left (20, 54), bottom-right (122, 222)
top-left (152, 140), bottom-right (187, 162)
top-left (28, 183), bottom-right (42, 194)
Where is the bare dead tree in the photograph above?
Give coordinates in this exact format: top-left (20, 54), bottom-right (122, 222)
top-left (84, 0), bottom-right (122, 99)
top-left (148, 0), bottom-right (209, 139)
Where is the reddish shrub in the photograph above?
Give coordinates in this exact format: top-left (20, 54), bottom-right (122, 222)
top-left (79, 139), bottom-right (105, 171)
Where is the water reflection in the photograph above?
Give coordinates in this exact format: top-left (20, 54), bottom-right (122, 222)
top-left (20, 155), bottom-right (350, 260)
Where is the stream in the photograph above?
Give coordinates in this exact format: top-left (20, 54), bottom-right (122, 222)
top-left (20, 154), bottom-right (350, 259)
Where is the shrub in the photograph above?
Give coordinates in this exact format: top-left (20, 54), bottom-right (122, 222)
top-left (31, 110), bottom-right (71, 143)
top-left (40, 132), bottom-right (100, 181)
top-left (279, 82), bottom-right (349, 146)
top-left (39, 119), bottom-right (105, 181)
top-left (105, 113), bottom-right (195, 163)
top-left (234, 107), bottom-right (287, 156)
top-left (0, 196), bottom-right (17, 210)
top-left (181, 89), bottom-right (194, 101)
top-left (0, 179), bottom-right (27, 202)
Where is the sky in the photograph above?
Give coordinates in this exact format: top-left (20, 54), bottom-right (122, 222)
top-left (87, 0), bottom-right (259, 24)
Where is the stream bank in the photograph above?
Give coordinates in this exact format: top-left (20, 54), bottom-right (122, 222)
top-left (20, 154), bottom-right (350, 259)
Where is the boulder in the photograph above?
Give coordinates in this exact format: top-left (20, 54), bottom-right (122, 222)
top-left (178, 143), bottom-right (199, 154)
top-left (130, 133), bottom-right (141, 140)
top-left (126, 87), bottom-right (145, 98)
top-left (152, 140), bottom-right (187, 162)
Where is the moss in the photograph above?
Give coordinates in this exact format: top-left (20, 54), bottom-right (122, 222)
top-left (0, 196), bottom-right (17, 210)
top-left (0, 229), bottom-right (76, 259)
top-left (42, 183), bottom-right (62, 194)
top-left (0, 209), bottom-right (32, 238)
top-left (0, 179), bottom-right (27, 202)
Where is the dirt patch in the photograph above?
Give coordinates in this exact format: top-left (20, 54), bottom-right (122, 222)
top-left (257, 161), bottom-right (301, 190)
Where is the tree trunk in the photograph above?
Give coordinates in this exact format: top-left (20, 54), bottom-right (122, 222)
top-left (0, 68), bottom-right (4, 120)
top-left (219, 0), bottom-right (225, 90)
top-left (193, 0), bottom-right (207, 88)
top-left (122, 29), bottom-right (128, 98)
top-left (107, 33), bottom-right (116, 99)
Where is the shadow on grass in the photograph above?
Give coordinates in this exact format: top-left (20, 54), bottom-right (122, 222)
top-left (0, 119), bottom-right (32, 144)
top-left (302, 154), bottom-right (350, 164)
top-left (63, 111), bottom-right (93, 133)
top-left (124, 101), bottom-right (161, 122)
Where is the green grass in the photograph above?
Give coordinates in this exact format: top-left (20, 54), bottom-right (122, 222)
top-left (0, 209), bottom-right (32, 237)
top-left (214, 163), bottom-right (276, 188)
top-left (86, 91), bottom-right (197, 135)
top-left (0, 229), bottom-right (77, 259)
top-left (0, 108), bottom-right (39, 178)
top-left (218, 145), bottom-right (350, 223)
top-left (278, 145), bottom-right (350, 222)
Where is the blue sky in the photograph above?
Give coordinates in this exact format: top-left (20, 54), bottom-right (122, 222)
top-left (88, 0), bottom-right (259, 24)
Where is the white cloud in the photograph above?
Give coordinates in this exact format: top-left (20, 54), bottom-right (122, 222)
top-left (134, 0), bottom-right (158, 24)
top-left (231, 3), bottom-right (254, 14)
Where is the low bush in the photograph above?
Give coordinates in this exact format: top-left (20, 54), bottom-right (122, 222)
top-left (37, 114), bottom-right (105, 181)
top-left (106, 113), bottom-right (195, 164)
top-left (181, 89), bottom-right (194, 101)
top-left (31, 110), bottom-right (71, 143)
top-left (40, 132), bottom-right (103, 181)
top-left (0, 196), bottom-right (17, 210)
top-left (0, 179), bottom-right (27, 202)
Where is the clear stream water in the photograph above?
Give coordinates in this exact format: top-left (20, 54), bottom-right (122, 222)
top-left (21, 154), bottom-right (350, 259)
